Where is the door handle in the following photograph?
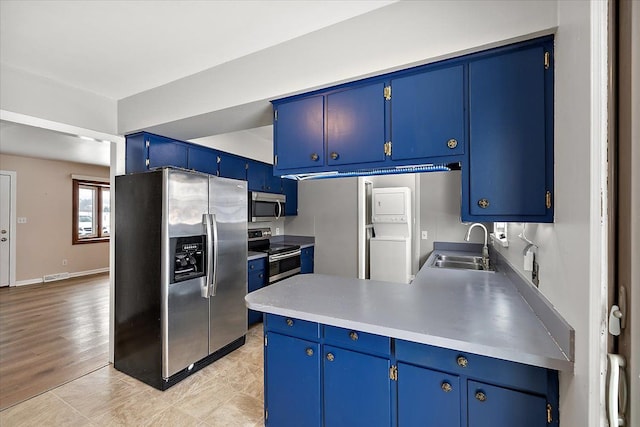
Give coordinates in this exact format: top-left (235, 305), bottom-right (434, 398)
top-left (211, 213), bottom-right (219, 297)
top-left (607, 354), bottom-right (627, 427)
top-left (203, 214), bottom-right (213, 298)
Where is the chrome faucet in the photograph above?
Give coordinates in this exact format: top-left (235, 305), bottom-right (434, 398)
top-left (465, 223), bottom-right (490, 270)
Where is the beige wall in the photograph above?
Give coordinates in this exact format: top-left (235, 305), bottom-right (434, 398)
top-left (0, 154), bottom-right (109, 283)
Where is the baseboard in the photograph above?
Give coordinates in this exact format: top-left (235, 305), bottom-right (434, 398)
top-left (13, 267), bottom-right (110, 287)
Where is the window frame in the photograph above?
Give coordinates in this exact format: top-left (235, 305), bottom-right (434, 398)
top-left (72, 178), bottom-right (110, 244)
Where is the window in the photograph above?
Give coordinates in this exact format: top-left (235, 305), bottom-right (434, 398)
top-left (73, 178), bottom-right (110, 244)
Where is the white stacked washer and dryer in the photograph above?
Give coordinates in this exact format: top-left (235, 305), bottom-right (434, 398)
top-left (369, 187), bottom-right (412, 284)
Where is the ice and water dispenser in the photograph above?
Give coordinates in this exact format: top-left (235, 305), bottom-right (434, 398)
top-left (170, 236), bottom-right (206, 283)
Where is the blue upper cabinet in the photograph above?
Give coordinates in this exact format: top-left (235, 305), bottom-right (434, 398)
top-left (274, 95), bottom-right (325, 171)
top-left (326, 82), bottom-right (386, 166)
top-left (247, 160), bottom-right (281, 193)
top-left (391, 65), bottom-right (465, 161)
top-left (281, 178), bottom-right (298, 216)
top-left (187, 145), bottom-right (218, 175)
top-left (217, 152), bottom-right (247, 181)
top-left (125, 132), bottom-right (188, 173)
top-left (463, 41), bottom-right (554, 222)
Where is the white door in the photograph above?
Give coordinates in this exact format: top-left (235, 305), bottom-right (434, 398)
top-left (0, 173), bottom-right (12, 287)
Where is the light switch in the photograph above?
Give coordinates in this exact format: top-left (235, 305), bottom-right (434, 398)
top-left (421, 231), bottom-right (428, 240)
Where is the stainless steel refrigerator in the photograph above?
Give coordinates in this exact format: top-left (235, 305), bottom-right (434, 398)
top-left (114, 167), bottom-right (247, 390)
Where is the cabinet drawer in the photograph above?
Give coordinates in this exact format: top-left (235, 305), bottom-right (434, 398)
top-left (248, 258), bottom-right (266, 272)
top-left (265, 314), bottom-right (320, 341)
top-left (395, 340), bottom-right (548, 395)
top-left (324, 325), bottom-right (390, 357)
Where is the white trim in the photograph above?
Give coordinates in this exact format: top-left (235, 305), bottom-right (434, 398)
top-left (13, 267), bottom-right (110, 287)
top-left (71, 174), bottom-right (110, 183)
top-left (0, 170), bottom-right (17, 287)
top-left (0, 110), bottom-right (124, 144)
top-left (589, 1), bottom-right (609, 426)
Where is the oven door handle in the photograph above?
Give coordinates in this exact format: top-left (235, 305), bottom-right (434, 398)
top-left (269, 249), bottom-right (301, 262)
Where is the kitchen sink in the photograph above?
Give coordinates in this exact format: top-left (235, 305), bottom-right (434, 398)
top-left (430, 254), bottom-right (494, 272)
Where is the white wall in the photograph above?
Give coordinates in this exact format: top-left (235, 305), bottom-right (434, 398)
top-left (285, 178), bottom-right (358, 278)
top-left (118, 1), bottom-right (557, 139)
top-left (189, 125), bottom-right (273, 164)
top-left (0, 64), bottom-right (117, 134)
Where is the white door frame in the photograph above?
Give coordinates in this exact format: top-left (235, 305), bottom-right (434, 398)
top-left (0, 170), bottom-right (17, 287)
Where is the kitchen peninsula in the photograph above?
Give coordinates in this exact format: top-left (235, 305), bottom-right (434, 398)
top-left (246, 242), bottom-right (573, 427)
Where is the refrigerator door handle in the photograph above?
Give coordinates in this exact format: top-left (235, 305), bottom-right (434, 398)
top-left (203, 213), bottom-right (214, 298)
top-left (210, 213), bottom-right (219, 297)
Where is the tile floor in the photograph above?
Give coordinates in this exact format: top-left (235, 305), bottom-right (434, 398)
top-left (0, 324), bottom-right (265, 426)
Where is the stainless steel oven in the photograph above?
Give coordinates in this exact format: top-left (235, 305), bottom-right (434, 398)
top-left (248, 192), bottom-right (285, 222)
top-left (267, 246), bottom-right (301, 283)
top-left (248, 228), bottom-right (301, 283)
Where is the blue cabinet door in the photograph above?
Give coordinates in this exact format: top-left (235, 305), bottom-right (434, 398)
top-left (326, 82), bottom-right (386, 166)
top-left (391, 65), bottom-right (465, 160)
top-left (148, 134), bottom-right (188, 170)
top-left (468, 380), bottom-right (548, 427)
top-left (323, 345), bottom-right (391, 427)
top-left (248, 264), bottom-right (266, 326)
top-left (274, 96), bottom-right (325, 171)
top-left (265, 332), bottom-right (321, 427)
top-left (187, 145), bottom-right (218, 175)
top-left (300, 247), bottom-right (314, 274)
top-left (218, 153), bottom-right (247, 181)
top-left (282, 178), bottom-right (298, 216)
top-left (466, 44), bottom-right (552, 221)
top-left (248, 160), bottom-right (281, 193)
top-left (397, 362), bottom-right (461, 427)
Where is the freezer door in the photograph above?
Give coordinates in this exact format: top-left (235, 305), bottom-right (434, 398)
top-left (166, 277), bottom-right (209, 377)
top-left (209, 176), bottom-right (248, 354)
top-left (164, 169), bottom-right (210, 378)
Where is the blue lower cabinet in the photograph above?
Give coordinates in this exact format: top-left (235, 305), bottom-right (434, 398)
top-left (323, 345), bottom-right (392, 427)
top-left (467, 381), bottom-right (548, 427)
top-left (248, 270), bottom-right (266, 326)
top-left (301, 247), bottom-right (314, 274)
top-left (265, 332), bottom-right (321, 427)
top-left (397, 362), bottom-right (461, 427)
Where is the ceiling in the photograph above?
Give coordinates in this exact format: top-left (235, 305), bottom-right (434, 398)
top-left (0, 0), bottom-right (395, 100)
top-left (0, 0), bottom-right (395, 166)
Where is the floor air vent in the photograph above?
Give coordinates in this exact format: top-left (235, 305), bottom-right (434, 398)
top-left (43, 272), bottom-right (70, 282)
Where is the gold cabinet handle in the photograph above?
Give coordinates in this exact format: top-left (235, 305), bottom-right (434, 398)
top-left (475, 391), bottom-right (487, 402)
top-left (326, 353), bottom-right (335, 362)
top-left (477, 199), bottom-right (490, 209)
top-left (456, 356), bottom-right (468, 368)
top-left (330, 152), bottom-right (339, 160)
top-left (305, 348), bottom-right (314, 356)
top-left (349, 331), bottom-right (359, 341)
top-left (441, 382), bottom-right (453, 393)
top-left (310, 153), bottom-right (319, 161)
top-left (447, 139), bottom-right (458, 149)
top-left (285, 318), bottom-right (294, 327)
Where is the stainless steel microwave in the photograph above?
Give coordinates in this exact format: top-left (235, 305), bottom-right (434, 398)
top-left (248, 191), bottom-right (285, 222)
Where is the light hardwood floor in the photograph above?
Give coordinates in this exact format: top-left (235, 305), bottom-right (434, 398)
top-left (0, 323), bottom-right (265, 426)
top-left (0, 273), bottom-right (110, 410)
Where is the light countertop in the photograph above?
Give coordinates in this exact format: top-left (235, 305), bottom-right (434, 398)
top-left (246, 242), bottom-right (573, 372)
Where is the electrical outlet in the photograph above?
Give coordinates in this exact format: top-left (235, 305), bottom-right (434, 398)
top-left (532, 260), bottom-right (540, 287)
top-left (421, 231), bottom-right (428, 240)
top-left (62, 259), bottom-right (68, 266)
top-left (275, 227), bottom-right (280, 236)
top-left (17, 217), bottom-right (27, 224)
